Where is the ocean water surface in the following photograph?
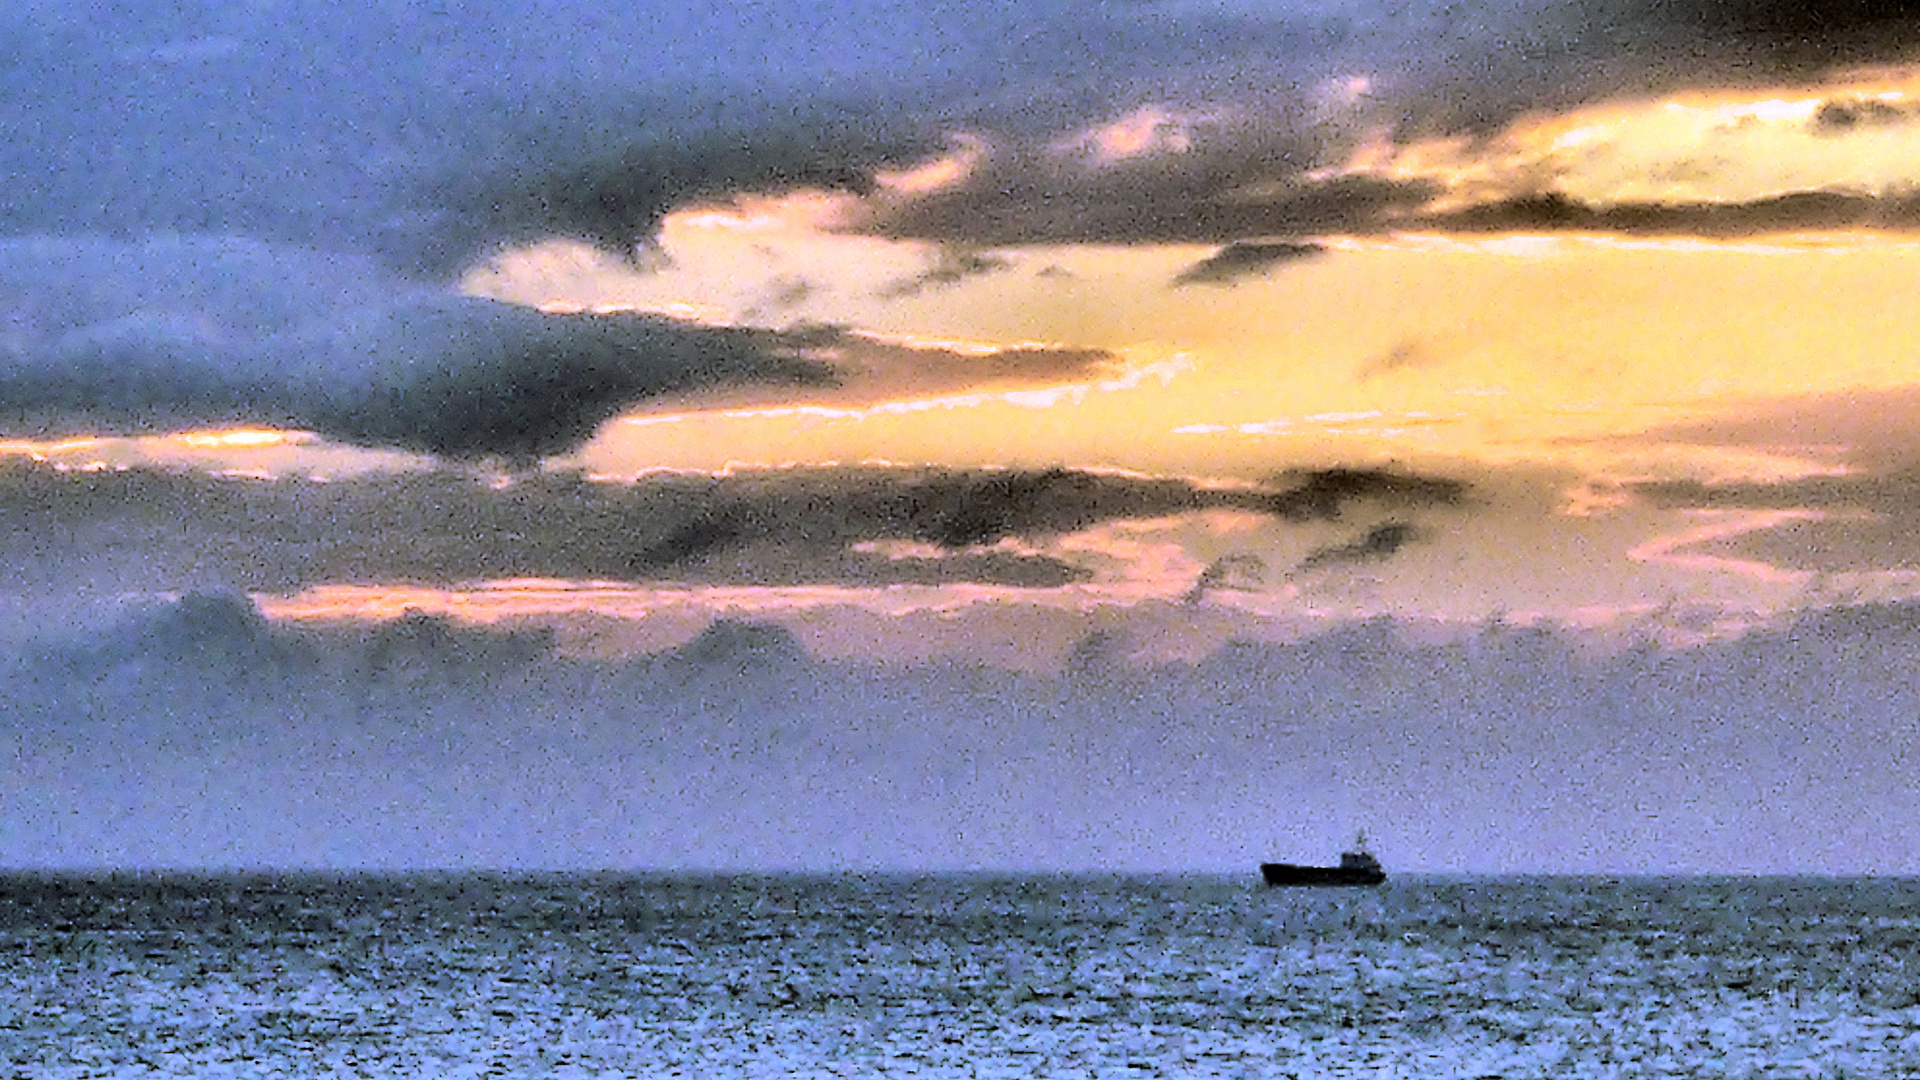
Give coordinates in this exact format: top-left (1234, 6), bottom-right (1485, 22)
top-left (4, 873), bottom-right (1918, 1078)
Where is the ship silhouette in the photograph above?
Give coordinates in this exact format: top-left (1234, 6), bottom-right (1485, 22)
top-left (1261, 833), bottom-right (1386, 887)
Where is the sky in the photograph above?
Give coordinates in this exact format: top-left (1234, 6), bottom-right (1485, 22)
top-left (5, 0), bottom-right (1920, 873)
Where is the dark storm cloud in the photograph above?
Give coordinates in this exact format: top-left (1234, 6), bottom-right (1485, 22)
top-left (440, 113), bottom-right (936, 273)
top-left (0, 462), bottom-right (1468, 591)
top-left (85, 591), bottom-right (300, 674)
top-left (0, 239), bottom-right (836, 461)
top-left (283, 300), bottom-right (835, 462)
top-left (1659, 0), bottom-right (1920, 56)
top-left (9, 1), bottom-right (1920, 453)
top-left (0, 0), bottom-right (946, 277)
top-left (14, 0), bottom-right (1920, 281)
top-left (1170, 242), bottom-right (1326, 287)
top-left (0, 237), bottom-right (1125, 459)
top-left (852, 0), bottom-right (1920, 247)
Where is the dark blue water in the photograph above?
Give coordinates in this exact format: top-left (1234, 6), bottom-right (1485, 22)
top-left (4, 874), bottom-right (1918, 1077)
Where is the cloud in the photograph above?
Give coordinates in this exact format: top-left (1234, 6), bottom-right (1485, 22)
top-left (1637, 387), bottom-right (1920, 473)
top-left (23, 591), bottom-right (556, 707)
top-left (1170, 241), bottom-right (1325, 287)
top-left (83, 591), bottom-right (297, 674)
top-left (1808, 97), bottom-right (1920, 135)
top-left (15, 3), bottom-right (1920, 466)
top-left (625, 468), bottom-right (1263, 574)
top-left (866, 151), bottom-right (1920, 246)
top-left (1633, 473), bottom-right (1920, 573)
top-left (11, 0), bottom-right (1920, 283)
top-left (1297, 521), bottom-right (1421, 572)
top-left (354, 608), bottom-right (558, 679)
top-left (799, 336), bottom-right (1116, 404)
top-left (1411, 190), bottom-right (1920, 237)
top-left (836, 2), bottom-right (1920, 247)
top-left (655, 617), bottom-right (812, 675)
top-left (1521, 387), bottom-right (1920, 578)
top-left (864, 167), bottom-right (1438, 247)
top-left (0, 237), bottom-right (1129, 460)
top-left (879, 248), bottom-right (1014, 298)
top-left (0, 461), bottom-right (1470, 593)
top-left (1179, 553), bottom-right (1268, 603)
top-left (1668, 0), bottom-right (1920, 59)
top-left (0, 240), bottom-right (839, 461)
top-left (1635, 476), bottom-right (1903, 515)
top-left (283, 299), bottom-right (836, 461)
top-left (1623, 385), bottom-right (1920, 575)
top-left (1264, 467), bottom-right (1468, 521)
top-left (9, 593), bottom-right (1920, 871)
top-left (439, 113), bottom-right (936, 274)
top-left (0, 1), bottom-right (950, 277)
top-left (627, 466), bottom-right (1469, 579)
top-left (749, 275), bottom-right (818, 317)
top-left (10, 0), bottom-right (1920, 472)
top-left (0, 235), bottom-right (394, 429)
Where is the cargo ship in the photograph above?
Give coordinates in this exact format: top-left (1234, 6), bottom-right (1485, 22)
top-left (1260, 836), bottom-right (1386, 887)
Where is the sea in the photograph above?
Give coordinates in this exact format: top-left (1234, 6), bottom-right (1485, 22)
top-left (3, 874), bottom-right (1917, 1078)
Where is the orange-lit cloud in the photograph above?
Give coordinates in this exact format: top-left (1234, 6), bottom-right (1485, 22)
top-left (1065, 106), bottom-right (1197, 162)
top-left (1343, 69), bottom-right (1920, 223)
top-left (27, 61), bottom-right (1920, 666)
top-left (875, 137), bottom-right (988, 194)
top-left (0, 436), bottom-right (103, 461)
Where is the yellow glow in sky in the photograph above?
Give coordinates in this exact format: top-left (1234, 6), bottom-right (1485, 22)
top-left (174, 428), bottom-right (301, 450)
top-left (41, 70), bottom-right (1920, 650)
top-left (464, 218), bottom-right (1920, 495)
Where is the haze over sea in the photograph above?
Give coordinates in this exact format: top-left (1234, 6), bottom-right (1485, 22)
top-left (6, 873), bottom-right (1918, 1078)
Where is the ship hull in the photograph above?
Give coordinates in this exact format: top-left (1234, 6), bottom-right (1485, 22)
top-left (1260, 862), bottom-right (1387, 887)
